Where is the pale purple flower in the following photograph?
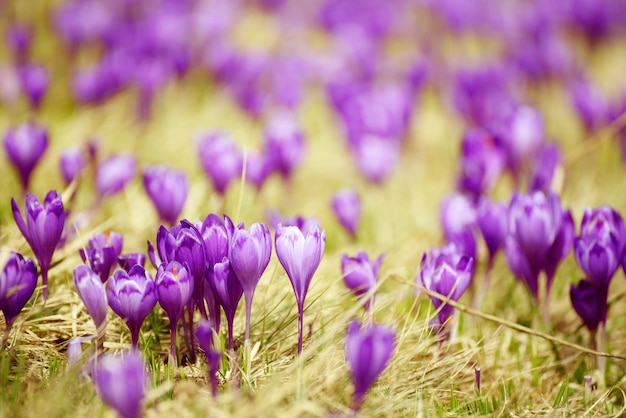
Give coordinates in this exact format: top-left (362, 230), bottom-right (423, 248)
top-left (341, 252), bottom-right (384, 310)
top-left (263, 111), bottom-right (305, 179)
top-left (331, 188), bottom-right (361, 238)
top-left (73, 265), bottom-right (108, 332)
top-left (18, 64), bottom-right (48, 110)
top-left (196, 132), bottom-right (243, 195)
top-left (275, 224), bottom-right (325, 354)
top-left (106, 266), bottom-right (157, 349)
top-left (94, 351), bottom-right (149, 418)
top-left (59, 148), bottom-right (86, 185)
top-left (352, 135), bottom-right (400, 184)
top-left (476, 198), bottom-right (507, 266)
top-left (12, 190), bottom-right (67, 300)
top-left (4, 122), bottom-right (48, 191)
top-left (95, 154), bottom-right (136, 197)
top-left (245, 150), bottom-right (272, 190)
top-left (0, 252), bottom-right (37, 347)
top-left (441, 193), bottom-right (477, 261)
top-left (142, 165), bottom-right (188, 226)
top-left (345, 320), bottom-right (395, 411)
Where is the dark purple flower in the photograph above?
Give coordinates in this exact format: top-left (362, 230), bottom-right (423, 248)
top-left (418, 244), bottom-right (474, 332)
top-left (275, 224), bottom-right (325, 354)
top-left (6, 24), bottom-right (31, 60)
top-left (155, 260), bottom-right (194, 366)
top-left (18, 64), bottom-right (48, 110)
top-left (142, 165), bottom-right (188, 226)
top-left (95, 351), bottom-right (149, 418)
top-left (4, 122), bottom-right (48, 191)
top-left (263, 111), bottom-right (305, 180)
top-left (208, 258), bottom-right (242, 350)
top-left (106, 266), bottom-right (157, 349)
top-left (95, 154), bottom-right (136, 197)
top-left (441, 193), bottom-right (477, 261)
top-left (341, 252), bottom-right (384, 310)
top-left (457, 128), bottom-right (505, 198)
top-left (0, 252), bottom-right (37, 347)
top-left (196, 320), bottom-right (221, 397)
top-left (331, 188), bottom-right (361, 238)
top-left (570, 279), bottom-right (602, 334)
top-left (59, 148), bottom-right (86, 185)
top-left (73, 265), bottom-right (108, 332)
top-left (117, 253), bottom-right (146, 272)
top-left (345, 320), bottom-right (395, 411)
top-left (196, 132), bottom-right (243, 195)
top-left (229, 221), bottom-right (272, 343)
top-left (79, 231), bottom-right (123, 282)
top-left (12, 190), bottom-right (66, 300)
top-left (476, 197), bottom-right (507, 265)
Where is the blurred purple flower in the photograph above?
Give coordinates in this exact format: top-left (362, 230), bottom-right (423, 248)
top-left (18, 64), bottom-right (48, 110)
top-left (196, 132), bottom-right (243, 195)
top-left (476, 197), bottom-right (508, 266)
top-left (352, 135), bottom-right (400, 184)
top-left (196, 319), bottom-right (221, 397)
top-left (245, 150), bottom-right (272, 190)
top-left (341, 252), bottom-right (384, 310)
top-left (569, 80), bottom-right (609, 133)
top-left (79, 231), bottom-right (123, 282)
top-left (4, 121), bottom-right (48, 191)
top-left (263, 112), bottom-right (305, 180)
top-left (12, 190), bottom-right (66, 300)
top-left (275, 224), bottom-right (325, 354)
top-left (94, 351), bottom-right (149, 418)
top-left (95, 154), bottom-right (136, 197)
top-left (345, 320), bottom-right (395, 411)
top-left (73, 265), bottom-right (108, 331)
top-left (441, 193), bottom-right (477, 261)
top-left (0, 252), bottom-right (37, 347)
top-left (59, 148), bottom-right (86, 185)
top-left (331, 188), bottom-right (361, 238)
top-left (106, 265), bottom-right (157, 349)
top-left (208, 258), bottom-right (242, 350)
top-left (142, 165), bottom-right (188, 226)
top-left (6, 24), bottom-right (31, 61)
top-left (457, 128), bottom-right (505, 198)
top-left (530, 143), bottom-right (562, 194)
top-left (229, 221), bottom-right (272, 343)
top-left (570, 279), bottom-right (602, 334)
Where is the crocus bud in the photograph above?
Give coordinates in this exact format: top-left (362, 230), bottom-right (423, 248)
top-left (73, 265), bottom-right (108, 333)
top-left (275, 223), bottom-right (325, 354)
top-left (107, 266), bottom-right (157, 349)
top-left (263, 111), bottom-right (305, 180)
top-left (476, 198), bottom-right (507, 266)
top-left (59, 148), bottom-right (86, 185)
top-left (196, 131), bottom-right (243, 195)
top-left (4, 122), bottom-right (48, 191)
top-left (331, 188), bottom-right (361, 238)
top-left (142, 165), bottom-right (188, 226)
top-left (345, 320), bottom-right (395, 411)
top-left (198, 213), bottom-right (229, 270)
top-left (0, 252), bottom-right (37, 347)
top-left (457, 128), bottom-right (505, 198)
top-left (18, 64), bottom-right (48, 110)
top-left (441, 193), bottom-right (477, 261)
top-left (569, 279), bottom-right (602, 334)
top-left (229, 222), bottom-right (272, 342)
top-left (12, 190), bottom-right (66, 300)
top-left (79, 231), bottom-right (123, 282)
top-left (95, 351), bottom-right (149, 418)
top-left (418, 244), bottom-right (473, 334)
top-left (95, 154), bottom-right (136, 197)
top-left (530, 143), bottom-right (563, 194)
top-left (208, 258), bottom-right (243, 350)
top-left (352, 135), bottom-right (400, 184)
top-left (341, 252), bottom-right (384, 310)
top-left (196, 320), bottom-right (221, 397)
top-left (245, 150), bottom-right (272, 191)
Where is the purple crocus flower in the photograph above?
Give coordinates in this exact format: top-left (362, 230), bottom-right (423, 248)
top-left (4, 122), bottom-right (48, 191)
top-left (73, 265), bottom-right (108, 333)
top-left (501, 106), bottom-right (545, 175)
top-left (570, 279), bottom-right (602, 335)
top-left (197, 213), bottom-right (230, 269)
top-left (569, 80), bottom-right (609, 134)
top-left (6, 24), bottom-right (31, 61)
top-left (352, 135), bottom-right (400, 184)
top-left (0, 252), bottom-right (37, 347)
top-left (12, 190), bottom-right (66, 300)
top-left (275, 224), bottom-right (325, 354)
top-left (142, 165), bottom-right (188, 226)
top-left (418, 244), bottom-right (474, 335)
top-left (341, 252), bottom-right (384, 310)
top-left (59, 148), bottom-right (86, 185)
top-left (530, 143), bottom-right (563, 194)
top-left (263, 111), bottom-right (305, 180)
top-left (18, 64), bottom-right (48, 110)
top-left (345, 320), bottom-right (395, 411)
top-left (117, 253), bottom-right (146, 272)
top-left (196, 132), bottom-right (243, 195)
top-left (476, 198), bottom-right (508, 267)
top-left (229, 221), bottom-right (272, 344)
top-left (79, 231), bottom-right (123, 282)
top-left (441, 193), bottom-right (477, 261)
top-left (155, 260), bottom-right (194, 366)
top-left (331, 188), bottom-right (361, 239)
top-left (457, 128), bottom-right (505, 199)
top-left (106, 266), bottom-right (157, 349)
top-left (95, 154), bottom-right (136, 197)
top-left (208, 258), bottom-right (242, 350)
top-left (94, 351), bottom-right (149, 418)
top-left (245, 150), bottom-right (272, 191)
top-left (196, 320), bottom-right (221, 397)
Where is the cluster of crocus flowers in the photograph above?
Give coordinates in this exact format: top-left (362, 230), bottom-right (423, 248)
top-left (0, 252), bottom-right (37, 347)
top-left (275, 223), bottom-right (325, 354)
top-left (12, 190), bottom-right (67, 301)
top-left (418, 244), bottom-right (474, 339)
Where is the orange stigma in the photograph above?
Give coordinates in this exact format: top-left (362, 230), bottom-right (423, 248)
top-left (173, 267), bottom-right (178, 280)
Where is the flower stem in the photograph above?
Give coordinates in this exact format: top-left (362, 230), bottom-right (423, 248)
top-left (42, 267), bottom-right (49, 301)
top-left (244, 292), bottom-right (253, 344)
top-left (297, 304), bottom-right (304, 355)
top-left (169, 317), bottom-right (178, 368)
top-left (1, 318), bottom-right (15, 349)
